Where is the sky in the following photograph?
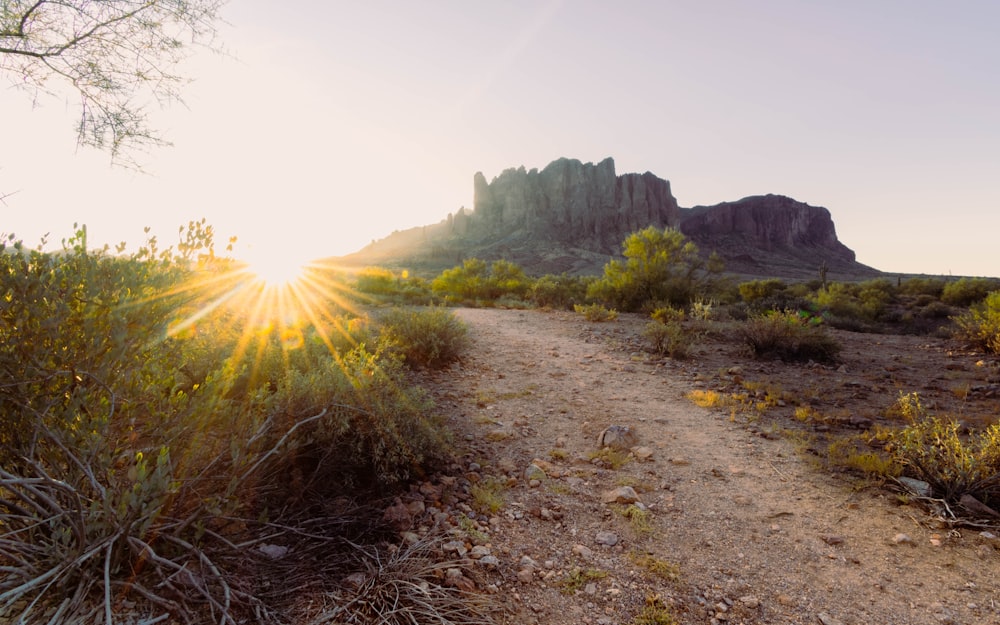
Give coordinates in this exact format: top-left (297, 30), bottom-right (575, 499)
top-left (1, 0), bottom-right (998, 277)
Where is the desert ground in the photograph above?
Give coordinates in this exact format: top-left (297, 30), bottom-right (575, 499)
top-left (412, 307), bottom-right (1000, 625)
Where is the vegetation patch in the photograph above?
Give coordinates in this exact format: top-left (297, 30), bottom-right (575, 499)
top-left (739, 310), bottom-right (841, 363)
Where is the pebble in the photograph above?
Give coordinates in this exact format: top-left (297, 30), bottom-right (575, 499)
top-left (595, 531), bottom-right (619, 546)
top-left (601, 486), bottom-right (641, 504)
top-left (573, 544), bottom-right (595, 559)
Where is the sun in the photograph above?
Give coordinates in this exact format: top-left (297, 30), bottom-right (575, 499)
top-left (240, 244), bottom-right (311, 290)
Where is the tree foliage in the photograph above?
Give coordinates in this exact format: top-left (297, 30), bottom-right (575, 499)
top-left (0, 0), bottom-right (226, 164)
top-left (588, 226), bottom-right (723, 311)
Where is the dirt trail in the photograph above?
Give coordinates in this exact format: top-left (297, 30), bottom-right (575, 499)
top-left (429, 308), bottom-right (1000, 625)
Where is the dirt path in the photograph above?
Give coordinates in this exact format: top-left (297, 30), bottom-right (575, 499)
top-left (428, 308), bottom-right (1000, 625)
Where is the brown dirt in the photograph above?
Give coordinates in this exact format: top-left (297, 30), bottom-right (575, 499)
top-left (423, 307), bottom-right (1000, 625)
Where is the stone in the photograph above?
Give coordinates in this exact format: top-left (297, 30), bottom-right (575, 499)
top-left (598, 425), bottom-right (639, 450)
top-left (595, 531), bottom-right (619, 546)
top-left (477, 555), bottom-right (500, 568)
top-left (572, 544), bottom-right (595, 559)
top-left (820, 534), bottom-right (845, 546)
top-left (817, 613), bottom-right (845, 625)
top-left (602, 486), bottom-right (641, 505)
top-left (257, 543), bottom-right (289, 560)
top-left (960, 493), bottom-right (1000, 518)
top-left (738, 595), bottom-right (760, 609)
top-left (632, 446), bottom-right (654, 461)
top-left (469, 545), bottom-right (491, 559)
top-left (524, 463), bottom-right (547, 482)
top-left (898, 477), bottom-right (932, 497)
top-left (516, 568), bottom-right (535, 583)
top-left (442, 540), bottom-right (468, 557)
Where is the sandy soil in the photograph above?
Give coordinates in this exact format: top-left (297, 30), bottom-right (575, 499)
top-left (422, 308), bottom-right (1000, 625)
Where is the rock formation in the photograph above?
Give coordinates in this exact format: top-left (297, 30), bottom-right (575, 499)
top-left (340, 157), bottom-right (879, 279)
top-left (467, 157), bottom-right (679, 253)
top-left (679, 195), bottom-right (869, 276)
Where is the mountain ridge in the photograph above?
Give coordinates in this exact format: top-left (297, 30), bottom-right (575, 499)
top-left (339, 157), bottom-right (880, 280)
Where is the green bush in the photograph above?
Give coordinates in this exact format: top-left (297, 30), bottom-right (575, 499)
top-left (430, 258), bottom-right (532, 303)
top-left (377, 306), bottom-right (469, 368)
top-left (531, 273), bottom-right (590, 309)
top-left (942, 277), bottom-right (999, 307)
top-left (574, 303), bottom-right (618, 322)
top-left (953, 291), bottom-right (1000, 354)
top-left (739, 310), bottom-right (840, 363)
top-left (888, 393), bottom-right (1000, 508)
top-left (587, 226), bottom-right (723, 312)
top-left (650, 305), bottom-right (685, 324)
top-left (899, 277), bottom-right (946, 298)
top-left (738, 278), bottom-right (787, 303)
top-left (643, 320), bottom-right (689, 359)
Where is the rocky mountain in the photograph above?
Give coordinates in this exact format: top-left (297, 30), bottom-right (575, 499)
top-left (340, 157), bottom-right (879, 279)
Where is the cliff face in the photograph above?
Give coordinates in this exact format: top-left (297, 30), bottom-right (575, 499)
top-left (678, 194), bottom-right (863, 275)
top-left (469, 157), bottom-right (680, 253)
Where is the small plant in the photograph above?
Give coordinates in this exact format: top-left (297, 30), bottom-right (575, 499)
top-left (888, 393), bottom-right (1000, 508)
top-left (549, 447), bottom-right (570, 462)
top-left (628, 553), bottom-right (682, 582)
top-left (616, 504), bottom-right (654, 535)
top-left (643, 320), bottom-right (689, 359)
top-left (953, 291), bottom-right (1000, 354)
top-left (631, 594), bottom-right (678, 625)
top-left (650, 305), bottom-right (685, 324)
top-left (378, 306), bottom-right (469, 368)
top-left (574, 303), bottom-right (619, 322)
top-left (686, 389), bottom-right (725, 408)
top-left (587, 447), bottom-right (632, 470)
top-left (826, 436), bottom-right (900, 477)
top-left (739, 310), bottom-right (840, 363)
top-left (456, 515), bottom-right (491, 544)
top-left (560, 567), bottom-right (608, 594)
top-left (469, 477), bottom-right (507, 515)
top-left (689, 299), bottom-right (714, 322)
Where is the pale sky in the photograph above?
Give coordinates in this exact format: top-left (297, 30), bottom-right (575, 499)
top-left (2, 0), bottom-right (998, 277)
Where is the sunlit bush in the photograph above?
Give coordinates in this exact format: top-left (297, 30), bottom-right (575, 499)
top-left (377, 306), bottom-right (469, 368)
top-left (953, 291), bottom-right (1000, 354)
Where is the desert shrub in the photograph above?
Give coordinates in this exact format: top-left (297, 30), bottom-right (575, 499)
top-left (914, 300), bottom-right (953, 321)
top-left (953, 291), bottom-right (1000, 354)
top-left (431, 257), bottom-right (488, 302)
top-left (643, 320), bottom-right (689, 359)
top-left (575, 302), bottom-right (618, 322)
top-left (355, 266), bottom-right (399, 295)
top-left (430, 258), bottom-right (532, 304)
top-left (738, 278), bottom-right (787, 303)
top-left (650, 305), bottom-right (685, 324)
top-left (888, 393), bottom-right (1000, 508)
top-left (587, 226), bottom-right (723, 311)
top-left (531, 273), bottom-right (591, 309)
top-left (941, 277), bottom-right (999, 307)
top-left (899, 276), bottom-right (946, 298)
top-left (377, 306), bottom-right (469, 368)
top-left (739, 310), bottom-right (840, 363)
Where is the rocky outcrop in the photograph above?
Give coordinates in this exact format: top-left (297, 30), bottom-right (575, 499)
top-left (679, 195), bottom-right (872, 277)
top-left (468, 157), bottom-right (679, 253)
